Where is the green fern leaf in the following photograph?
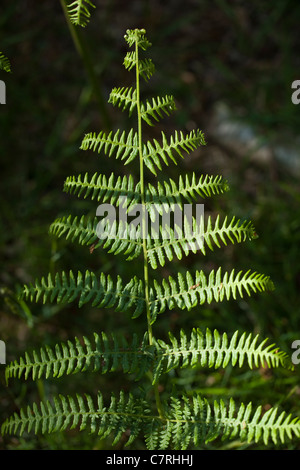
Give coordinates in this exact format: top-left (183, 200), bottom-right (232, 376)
top-left (2, 28), bottom-right (292, 451)
top-left (66, 0), bottom-right (96, 27)
top-left (1, 391), bottom-right (150, 447)
top-left (140, 95), bottom-right (177, 126)
top-left (149, 268), bottom-right (274, 321)
top-left (143, 129), bottom-right (206, 175)
top-left (123, 51), bottom-right (155, 81)
top-left (149, 394), bottom-right (300, 449)
top-left (63, 171), bottom-right (228, 208)
top-left (49, 215), bottom-right (143, 260)
top-left (6, 326), bottom-right (291, 386)
top-left (63, 171), bottom-right (140, 206)
top-left (80, 128), bottom-right (139, 165)
top-left (152, 328), bottom-right (293, 383)
top-left (3, 391), bottom-right (300, 448)
top-left (124, 29), bottom-right (152, 51)
top-left (123, 29), bottom-right (154, 81)
top-left (146, 215), bottom-right (257, 269)
top-left (19, 270), bottom-right (145, 318)
top-left (5, 332), bottom-right (153, 382)
top-left (108, 88), bottom-right (176, 125)
top-left (147, 173), bottom-right (229, 206)
top-left (108, 86), bottom-right (137, 115)
top-left (49, 215), bottom-right (99, 247)
top-left (0, 52), bottom-right (11, 72)
top-left (49, 213), bottom-right (256, 270)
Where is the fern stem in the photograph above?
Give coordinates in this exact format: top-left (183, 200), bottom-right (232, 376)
top-left (59, 0), bottom-right (111, 130)
top-left (135, 33), bottom-right (164, 420)
top-left (135, 39), bottom-right (150, 339)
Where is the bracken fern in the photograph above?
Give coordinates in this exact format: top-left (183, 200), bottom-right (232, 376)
top-left (2, 28), bottom-right (299, 450)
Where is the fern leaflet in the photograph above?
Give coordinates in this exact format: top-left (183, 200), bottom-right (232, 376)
top-left (19, 270), bottom-right (145, 318)
top-left (143, 129), bottom-right (206, 175)
top-left (140, 95), bottom-right (177, 126)
top-left (0, 52), bottom-right (11, 72)
top-left (150, 268), bottom-right (274, 321)
top-left (2, 392), bottom-right (300, 448)
top-left (66, 0), bottom-right (96, 27)
top-left (108, 86), bottom-right (137, 115)
top-left (152, 328), bottom-right (293, 382)
top-left (49, 215), bottom-right (143, 260)
top-left (5, 332), bottom-right (153, 382)
top-left (146, 215), bottom-right (258, 269)
top-left (5, 328), bottom-right (292, 385)
top-left (80, 128), bottom-right (139, 165)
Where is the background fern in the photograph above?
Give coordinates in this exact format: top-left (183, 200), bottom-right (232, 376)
top-left (0, 52), bottom-right (11, 73)
top-left (66, 0), bottom-right (96, 27)
top-left (1, 24), bottom-right (299, 451)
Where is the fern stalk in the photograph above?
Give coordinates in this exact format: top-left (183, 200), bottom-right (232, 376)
top-left (60, 0), bottom-right (111, 129)
top-left (134, 33), bottom-right (164, 420)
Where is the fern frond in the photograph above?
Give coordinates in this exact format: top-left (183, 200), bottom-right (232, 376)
top-left (49, 211), bottom-right (257, 272)
top-left (149, 268), bottom-right (274, 321)
top-left (143, 129), bottom-right (206, 175)
top-left (19, 270), bottom-right (145, 318)
top-left (49, 215), bottom-right (99, 247)
top-left (1, 391), bottom-right (150, 447)
top-left (0, 52), bottom-right (11, 72)
top-left (66, 0), bottom-right (96, 27)
top-left (108, 89), bottom-right (176, 125)
top-left (80, 129), bottom-right (139, 165)
top-left (201, 214), bottom-right (258, 250)
top-left (140, 95), bottom-right (176, 126)
top-left (144, 173), bottom-right (228, 224)
top-left (63, 172), bottom-right (140, 209)
top-left (63, 172), bottom-right (228, 209)
top-left (49, 212), bottom-right (255, 270)
top-left (5, 332), bottom-right (153, 383)
top-left (147, 394), bottom-right (300, 449)
top-left (152, 328), bottom-right (293, 383)
top-left (3, 391), bottom-right (300, 448)
top-left (124, 29), bottom-right (152, 51)
top-left (146, 215), bottom-right (257, 269)
top-left (123, 51), bottom-right (155, 81)
top-left (49, 215), bottom-right (143, 260)
top-left (108, 86), bottom-right (137, 115)
top-left (148, 173), bottom-right (229, 207)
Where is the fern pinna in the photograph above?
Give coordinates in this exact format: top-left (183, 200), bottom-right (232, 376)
top-left (2, 29), bottom-right (299, 450)
top-left (0, 52), bottom-right (11, 73)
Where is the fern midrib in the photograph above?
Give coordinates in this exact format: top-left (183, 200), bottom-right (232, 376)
top-left (134, 33), bottom-right (164, 421)
top-left (135, 39), bottom-right (151, 338)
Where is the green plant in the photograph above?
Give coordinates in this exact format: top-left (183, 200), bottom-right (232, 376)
top-left (1, 28), bottom-right (299, 450)
top-left (60, 0), bottom-right (111, 129)
top-left (0, 52), bottom-right (11, 73)
top-left (66, 0), bottom-right (96, 27)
